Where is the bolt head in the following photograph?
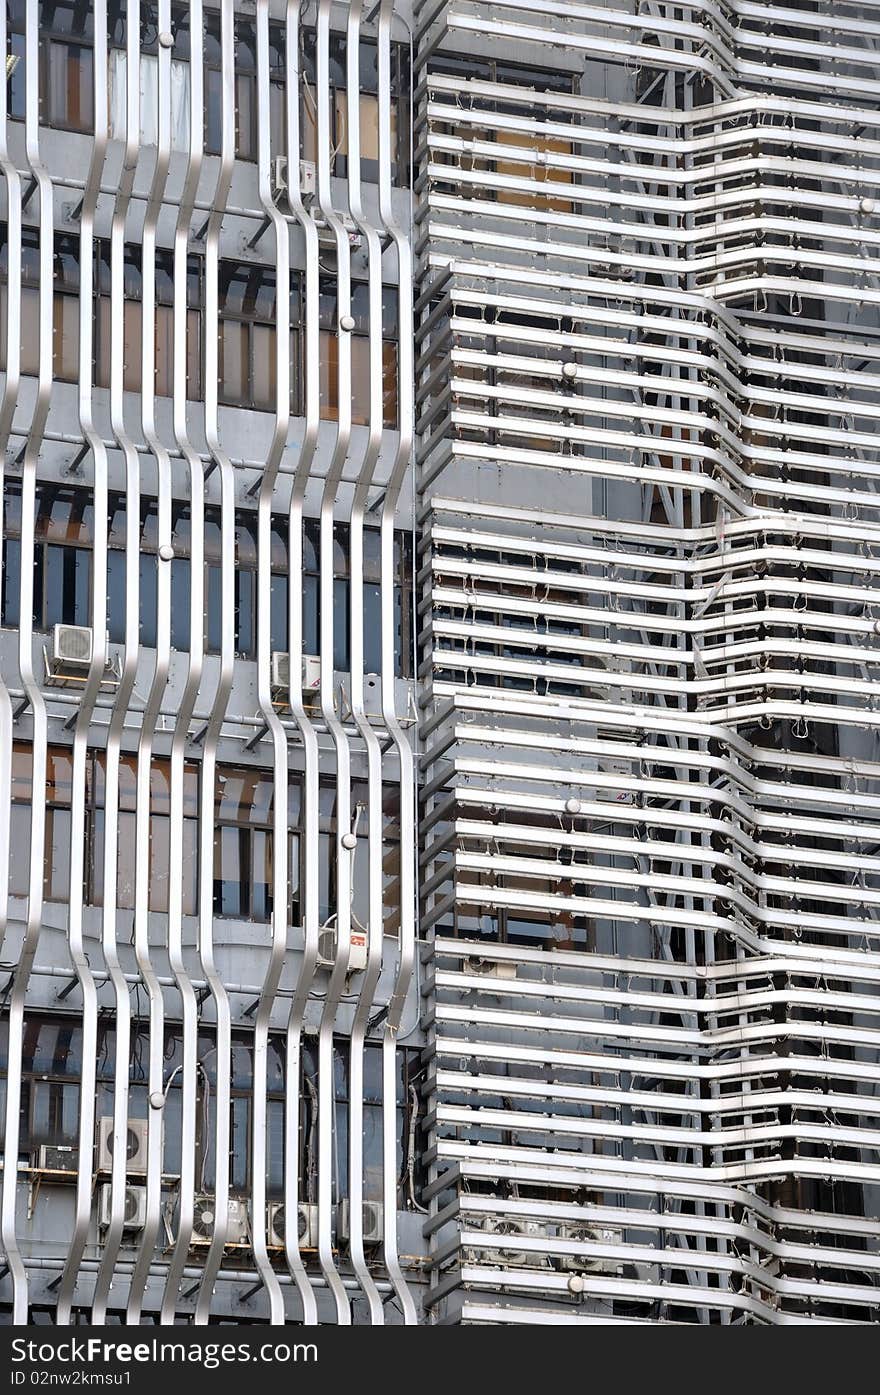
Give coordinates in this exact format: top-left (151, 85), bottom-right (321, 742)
top-left (861, 197), bottom-right (876, 214)
top-left (158, 30), bottom-right (174, 48)
top-left (158, 543), bottom-right (175, 562)
top-left (149, 1092), bottom-right (164, 1110)
top-left (341, 832), bottom-right (358, 851)
top-left (564, 798), bottom-right (582, 815)
top-left (339, 313), bottom-right (356, 332)
top-left (567, 1274), bottom-right (585, 1294)
top-left (561, 362), bottom-right (578, 379)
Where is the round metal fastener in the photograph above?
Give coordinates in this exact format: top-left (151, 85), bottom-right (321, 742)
top-left (341, 832), bottom-right (358, 851)
top-left (158, 543), bottom-right (175, 562)
top-left (564, 798), bottom-right (582, 815)
top-left (860, 197), bottom-right (876, 214)
top-left (561, 362), bottom-right (578, 380)
top-left (339, 313), bottom-right (356, 332)
top-left (567, 1274), bottom-right (586, 1294)
top-left (158, 31), bottom-right (174, 48)
top-left (149, 1091), bottom-right (165, 1110)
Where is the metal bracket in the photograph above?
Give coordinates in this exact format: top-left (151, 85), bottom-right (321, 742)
top-left (63, 443), bottom-right (90, 477)
top-left (245, 214), bottom-right (271, 250)
top-left (244, 722), bottom-right (269, 752)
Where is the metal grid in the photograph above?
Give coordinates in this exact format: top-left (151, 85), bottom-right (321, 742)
top-left (0, 0), bottom-right (419, 1325)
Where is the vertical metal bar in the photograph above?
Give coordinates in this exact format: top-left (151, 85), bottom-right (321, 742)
top-left (376, 0), bottom-right (417, 1324)
top-left (159, 0), bottom-right (206, 1324)
top-left (41, 0), bottom-right (105, 1319)
top-left (192, 0), bottom-right (236, 1325)
top-left (281, 0), bottom-right (322, 1327)
top-left (248, 0), bottom-right (290, 1325)
top-left (90, 0), bottom-right (143, 1326)
top-left (313, 0), bottom-right (355, 1325)
top-left (0, 0), bottom-right (49, 1325)
top-left (125, 0), bottom-right (176, 1325)
top-left (343, 0), bottom-right (387, 1324)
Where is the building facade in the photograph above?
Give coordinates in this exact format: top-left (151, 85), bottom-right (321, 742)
top-left (1, 0), bottom-right (879, 1326)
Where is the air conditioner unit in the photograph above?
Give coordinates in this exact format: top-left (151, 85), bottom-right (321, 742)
top-left (299, 159), bottom-right (316, 197)
top-left (36, 1144), bottom-right (78, 1177)
top-left (302, 655), bottom-right (321, 692)
top-left (337, 1199), bottom-right (383, 1246)
top-left (462, 956), bottom-right (517, 981)
top-left (96, 1117), bottom-right (148, 1175)
top-left (476, 1216), bottom-right (544, 1268)
top-left (559, 1223), bottom-right (623, 1273)
top-left (272, 653), bottom-right (321, 698)
top-left (53, 623), bottom-right (93, 667)
top-left (317, 925), bottom-right (368, 973)
top-left (191, 1195), bottom-right (249, 1246)
top-left (272, 155), bottom-right (287, 195)
top-left (98, 1183), bottom-right (146, 1231)
top-left (271, 650), bottom-right (290, 692)
top-left (267, 1201), bottom-right (318, 1249)
top-left (597, 759), bottom-right (631, 802)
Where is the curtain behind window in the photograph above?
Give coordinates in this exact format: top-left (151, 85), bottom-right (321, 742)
top-left (109, 50), bottom-right (190, 152)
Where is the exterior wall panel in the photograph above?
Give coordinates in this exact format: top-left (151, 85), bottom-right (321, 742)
top-left (0, 0), bottom-right (879, 1327)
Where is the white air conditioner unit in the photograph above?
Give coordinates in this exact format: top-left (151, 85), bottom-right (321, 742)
top-left (191, 1195), bottom-right (249, 1246)
top-left (267, 1201), bottom-right (318, 1249)
top-left (53, 623), bottom-right (93, 667)
top-left (272, 155), bottom-right (288, 195)
top-left (36, 1144), bottom-right (78, 1177)
top-left (597, 759), bottom-right (631, 802)
top-left (272, 653), bottom-right (321, 698)
top-left (476, 1216), bottom-right (544, 1267)
top-left (317, 925), bottom-right (368, 973)
top-left (302, 655), bottom-right (321, 692)
top-left (299, 159), bottom-right (316, 197)
top-left (559, 1223), bottom-right (623, 1273)
top-left (337, 1199), bottom-right (383, 1246)
top-left (98, 1182), bottom-right (146, 1231)
top-left (271, 650), bottom-right (290, 692)
top-left (96, 1117), bottom-right (148, 1175)
top-left (463, 956), bottom-right (517, 981)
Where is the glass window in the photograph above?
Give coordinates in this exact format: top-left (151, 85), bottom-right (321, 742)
top-left (213, 766), bottom-right (301, 923)
top-left (45, 37), bottom-right (94, 131)
top-left (95, 241), bottom-right (201, 399)
top-left (218, 260), bottom-right (299, 413)
top-left (318, 282), bottom-right (398, 428)
top-left (0, 227), bottom-right (79, 381)
top-left (300, 31), bottom-right (408, 186)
